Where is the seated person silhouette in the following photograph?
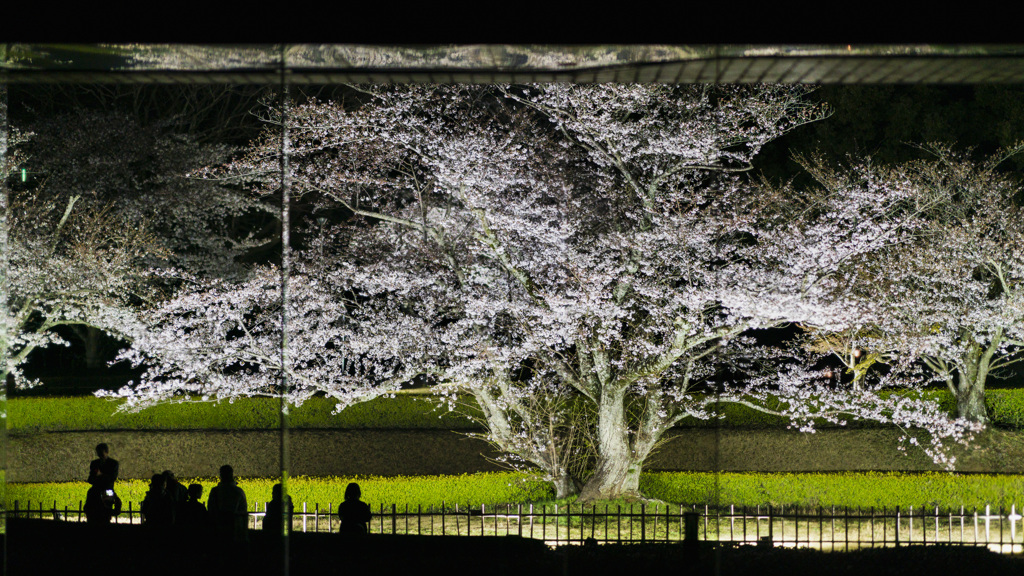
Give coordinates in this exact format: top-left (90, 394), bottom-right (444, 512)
top-left (337, 482), bottom-right (371, 534)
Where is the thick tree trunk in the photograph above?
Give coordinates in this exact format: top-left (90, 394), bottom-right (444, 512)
top-left (576, 385), bottom-right (642, 502)
top-left (74, 326), bottom-right (110, 371)
top-left (956, 342), bottom-right (990, 426)
top-left (551, 474), bottom-right (578, 500)
top-left (956, 381), bottom-right (988, 425)
top-left (577, 456), bottom-right (642, 503)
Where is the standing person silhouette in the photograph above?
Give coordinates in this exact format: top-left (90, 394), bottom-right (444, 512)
top-left (337, 482), bottom-right (371, 534)
top-left (207, 464), bottom-right (249, 544)
top-left (85, 443), bottom-right (120, 524)
top-left (179, 484), bottom-right (209, 530)
top-left (263, 483), bottom-right (293, 537)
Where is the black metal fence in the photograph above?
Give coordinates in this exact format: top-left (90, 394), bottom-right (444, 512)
top-left (7, 501), bottom-right (1023, 553)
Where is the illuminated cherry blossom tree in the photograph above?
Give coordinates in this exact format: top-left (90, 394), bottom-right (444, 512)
top-left (115, 84), bottom-right (980, 500)
top-left (2, 178), bottom-right (162, 390)
top-left (2, 95), bottom-right (273, 381)
top-left (845, 146), bottom-right (1024, 425)
top-left (103, 263), bottom-right (404, 411)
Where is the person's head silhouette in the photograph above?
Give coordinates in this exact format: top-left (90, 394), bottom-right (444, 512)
top-left (219, 465), bottom-right (234, 484)
top-left (344, 482), bottom-right (361, 502)
top-left (95, 443), bottom-right (109, 460)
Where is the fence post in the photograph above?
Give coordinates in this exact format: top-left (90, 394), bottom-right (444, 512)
top-left (640, 503), bottom-right (646, 543)
top-left (543, 505), bottom-right (548, 543)
top-left (684, 512), bottom-right (699, 545)
top-left (610, 502), bottom-right (618, 541)
top-left (974, 508), bottom-right (979, 543)
top-left (315, 503), bottom-right (319, 533)
top-left (1001, 505), bottom-right (1005, 551)
top-left (820, 507), bottom-right (824, 549)
top-left (605, 504), bottom-right (610, 544)
top-left (844, 507), bottom-right (849, 551)
top-left (960, 506), bottom-right (965, 544)
top-left (392, 503), bottom-right (397, 535)
top-left (894, 507), bottom-right (899, 547)
top-left (909, 506), bottom-right (914, 543)
top-left (555, 504), bottom-right (559, 545)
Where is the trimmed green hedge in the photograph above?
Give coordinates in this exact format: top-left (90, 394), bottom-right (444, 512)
top-left (6, 472), bottom-right (551, 512)
top-left (986, 389), bottom-right (1024, 428)
top-left (9, 471), bottom-right (1024, 512)
top-left (7, 388), bottom-right (1024, 433)
top-left (639, 471), bottom-right (1024, 510)
top-left (6, 394), bottom-right (481, 433)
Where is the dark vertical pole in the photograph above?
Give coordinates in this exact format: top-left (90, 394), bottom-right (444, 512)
top-left (518, 504), bottom-right (522, 538)
top-left (641, 503), bottom-right (646, 542)
top-left (0, 79), bottom-right (8, 569)
top-left (820, 507), bottom-right (824, 550)
top-left (278, 43), bottom-right (293, 576)
top-left (844, 507), bottom-right (849, 551)
top-left (684, 512), bottom-right (699, 543)
top-left (604, 504), bottom-right (608, 543)
top-left (0, 80), bottom-right (9, 572)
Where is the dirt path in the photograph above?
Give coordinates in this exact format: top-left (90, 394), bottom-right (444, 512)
top-left (9, 427), bottom-right (1022, 482)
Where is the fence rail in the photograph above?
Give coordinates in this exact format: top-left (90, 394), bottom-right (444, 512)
top-left (6, 501), bottom-right (1023, 553)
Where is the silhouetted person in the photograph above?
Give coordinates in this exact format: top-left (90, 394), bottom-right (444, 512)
top-left (84, 443), bottom-right (120, 525)
top-left (337, 482), bottom-right (371, 534)
top-left (207, 464), bottom-right (249, 544)
top-left (163, 470), bottom-right (188, 521)
top-left (141, 473), bottom-right (174, 527)
top-left (263, 483), bottom-right (293, 537)
top-left (179, 483), bottom-right (209, 529)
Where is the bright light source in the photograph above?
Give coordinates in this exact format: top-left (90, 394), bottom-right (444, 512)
top-left (21, 168), bottom-right (27, 182)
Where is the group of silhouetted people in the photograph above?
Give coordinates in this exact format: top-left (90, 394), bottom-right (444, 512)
top-left (85, 443), bottom-right (372, 537)
top-left (260, 480), bottom-right (371, 536)
top-left (141, 469), bottom-right (209, 530)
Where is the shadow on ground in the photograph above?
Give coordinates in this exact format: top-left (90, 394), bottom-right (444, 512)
top-left (3, 519), bottom-right (1023, 576)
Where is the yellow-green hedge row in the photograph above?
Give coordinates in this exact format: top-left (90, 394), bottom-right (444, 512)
top-left (7, 388), bottom-right (1024, 433)
top-left (8, 471), bottom-right (1024, 512)
top-left (5, 394), bottom-right (481, 433)
top-left (6, 472), bottom-right (550, 512)
top-left (640, 471), bottom-right (1024, 510)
